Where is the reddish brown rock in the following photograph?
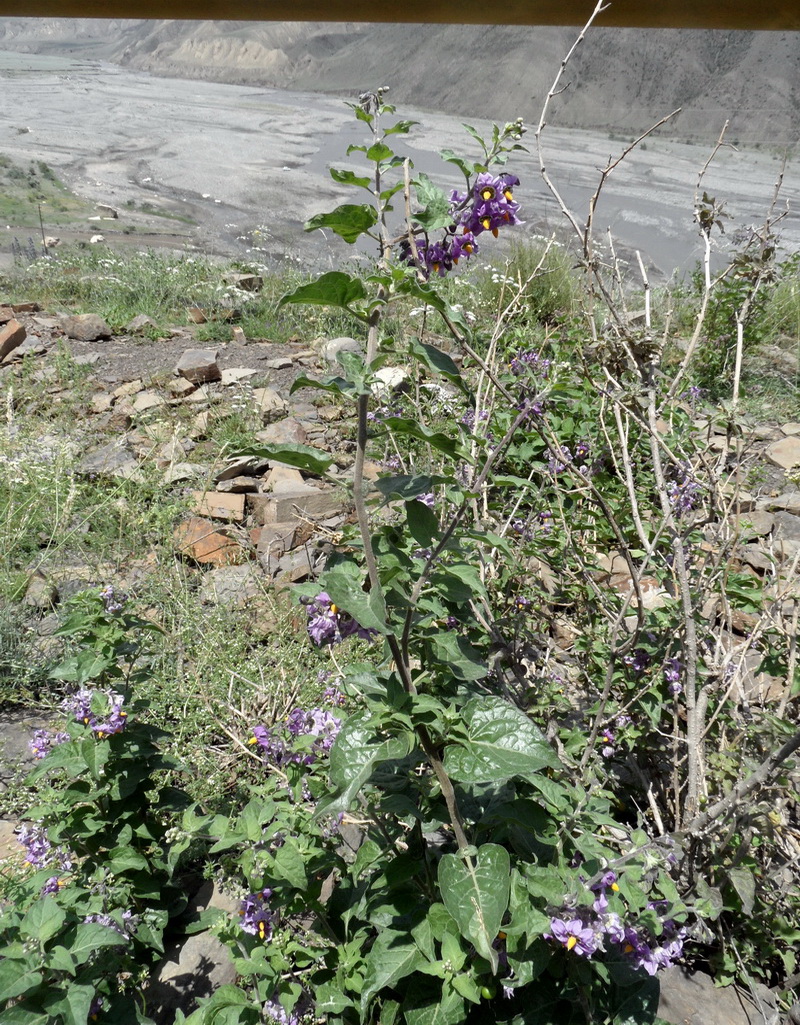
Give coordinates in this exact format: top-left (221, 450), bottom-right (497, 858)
top-left (0, 319), bottom-right (26, 361)
top-left (173, 517), bottom-right (246, 567)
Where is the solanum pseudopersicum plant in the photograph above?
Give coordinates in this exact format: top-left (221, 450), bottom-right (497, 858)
top-left (180, 91), bottom-right (696, 1025)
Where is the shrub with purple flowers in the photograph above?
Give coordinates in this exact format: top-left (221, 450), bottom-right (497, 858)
top-left (0, 586), bottom-right (190, 1025)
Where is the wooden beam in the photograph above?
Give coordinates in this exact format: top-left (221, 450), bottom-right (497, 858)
top-left (0, 1), bottom-right (797, 30)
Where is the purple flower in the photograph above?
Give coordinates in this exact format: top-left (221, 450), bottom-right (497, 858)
top-left (92, 692), bottom-right (128, 739)
top-left (304, 592), bottom-right (376, 647)
top-left (84, 910), bottom-right (137, 938)
top-left (416, 492), bottom-right (435, 509)
top-left (99, 584), bottom-right (128, 614)
top-left (623, 649), bottom-right (650, 675)
top-left (547, 917), bottom-right (598, 957)
top-left (263, 997), bottom-right (305, 1025)
top-left (239, 888), bottom-right (275, 941)
top-left (250, 724), bottom-right (289, 766)
top-left (664, 657), bottom-right (683, 695)
top-left (17, 824), bottom-right (71, 871)
top-left (61, 689), bottom-right (128, 737)
top-left (322, 685), bottom-right (347, 707)
top-left (41, 875), bottom-right (65, 895)
top-left (29, 728), bottom-right (69, 760)
top-left (667, 465), bottom-right (701, 517)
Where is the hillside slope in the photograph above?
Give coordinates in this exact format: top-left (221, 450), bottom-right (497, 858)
top-left (0, 18), bottom-right (798, 145)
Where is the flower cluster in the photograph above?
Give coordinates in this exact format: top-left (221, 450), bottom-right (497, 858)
top-left (402, 171), bottom-right (522, 279)
top-left (250, 706), bottom-right (342, 769)
top-left (29, 727), bottom-right (69, 760)
top-left (509, 350), bottom-right (551, 377)
top-left (667, 465), bottom-right (701, 518)
top-left (239, 887), bottom-right (275, 941)
top-left (304, 592), bottom-right (376, 647)
top-left (62, 688), bottom-right (128, 739)
top-left (664, 657), bottom-right (683, 696)
top-left (99, 584), bottom-right (128, 614)
top-left (17, 824), bottom-right (72, 872)
top-left (84, 909), bottom-right (137, 939)
top-left (546, 874), bottom-right (687, 976)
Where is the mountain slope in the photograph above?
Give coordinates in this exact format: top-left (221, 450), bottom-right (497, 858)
top-left (0, 18), bottom-right (798, 145)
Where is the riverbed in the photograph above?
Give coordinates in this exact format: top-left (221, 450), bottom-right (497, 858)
top-left (1, 48), bottom-right (798, 278)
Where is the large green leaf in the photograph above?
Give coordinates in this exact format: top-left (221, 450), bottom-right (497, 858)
top-left (382, 418), bottom-right (466, 460)
top-left (273, 838), bottom-right (308, 891)
top-left (0, 961), bottom-right (43, 1002)
top-left (427, 631), bottom-right (486, 681)
top-left (43, 981), bottom-right (94, 1025)
top-left (322, 560), bottom-right (388, 636)
top-left (443, 698), bottom-right (560, 783)
top-left (320, 712), bottom-right (413, 816)
top-left (360, 932), bottom-right (425, 1017)
top-left (20, 897), bottom-right (66, 945)
top-left (406, 500), bottom-right (439, 548)
top-left (408, 338), bottom-right (468, 396)
top-left (278, 271), bottom-right (367, 313)
top-left (305, 204), bottom-right (378, 243)
top-left (438, 844), bottom-right (511, 972)
top-left (329, 166), bottom-right (372, 188)
top-left (68, 923), bottom-right (129, 964)
top-left (233, 443), bottom-right (333, 477)
top-left (374, 474), bottom-right (451, 501)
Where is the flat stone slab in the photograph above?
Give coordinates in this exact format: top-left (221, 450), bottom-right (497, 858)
top-left (765, 436), bottom-right (800, 470)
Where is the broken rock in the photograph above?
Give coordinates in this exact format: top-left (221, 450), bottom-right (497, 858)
top-left (189, 491), bottom-right (245, 523)
top-left (0, 318), bottom-right (26, 361)
top-left (61, 313), bottom-right (112, 342)
top-left (173, 517), bottom-right (246, 567)
top-left (176, 348), bottom-right (221, 385)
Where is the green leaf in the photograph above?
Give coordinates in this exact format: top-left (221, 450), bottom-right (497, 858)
top-left (108, 846), bottom-right (150, 874)
top-left (438, 844), bottom-right (511, 972)
top-left (321, 712), bottom-right (413, 816)
top-left (290, 373), bottom-right (358, 398)
top-left (433, 563), bottom-right (486, 603)
top-left (385, 120), bottom-right (419, 136)
top-left (322, 560), bottom-right (388, 636)
top-left (305, 203), bottom-right (378, 243)
top-left (406, 500), bottom-right (439, 548)
top-left (0, 961), bottom-right (43, 1002)
top-left (329, 167), bottom-right (372, 188)
top-left (361, 933), bottom-right (425, 1017)
top-left (366, 142), bottom-right (394, 162)
top-left (727, 867), bottom-right (755, 915)
top-left (44, 981), bottom-right (94, 1025)
top-left (412, 173), bottom-right (453, 232)
top-left (278, 270), bottom-right (367, 313)
top-left (273, 838), bottom-right (308, 891)
top-left (694, 877), bottom-right (724, 921)
top-left (0, 1006), bottom-right (50, 1025)
top-left (439, 149), bottom-right (472, 182)
top-left (68, 923), bottom-right (129, 964)
top-left (232, 443), bottom-right (333, 477)
top-left (314, 983), bottom-right (354, 1015)
top-left (375, 474), bottom-right (451, 501)
top-left (382, 418), bottom-right (465, 460)
top-left (404, 981), bottom-right (466, 1025)
top-left (408, 338), bottom-right (468, 396)
top-left (428, 631), bottom-right (487, 681)
top-left (443, 697), bottom-right (560, 783)
top-left (20, 896), bottom-right (66, 945)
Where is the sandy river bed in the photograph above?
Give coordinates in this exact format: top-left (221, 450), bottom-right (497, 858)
top-left (2, 48), bottom-right (799, 279)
